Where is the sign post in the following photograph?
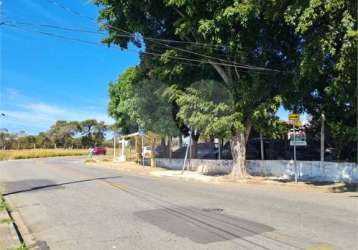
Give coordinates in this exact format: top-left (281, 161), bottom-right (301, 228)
top-left (113, 132), bottom-right (117, 161)
top-left (293, 122), bottom-right (297, 183)
top-left (182, 130), bottom-right (192, 174)
top-left (320, 113), bottom-right (325, 176)
top-left (138, 128), bottom-right (145, 166)
top-left (113, 135), bottom-right (116, 160)
top-left (288, 113), bottom-right (299, 183)
top-left (119, 137), bottom-right (127, 162)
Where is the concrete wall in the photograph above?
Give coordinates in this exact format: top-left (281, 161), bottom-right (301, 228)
top-left (155, 158), bottom-right (358, 183)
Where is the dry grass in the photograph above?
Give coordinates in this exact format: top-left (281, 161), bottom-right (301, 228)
top-left (0, 149), bottom-right (88, 161)
top-left (83, 158), bottom-right (97, 163)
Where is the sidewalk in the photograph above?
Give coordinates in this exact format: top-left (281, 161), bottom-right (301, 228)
top-left (0, 197), bottom-right (22, 250)
top-left (85, 159), bottom-right (356, 194)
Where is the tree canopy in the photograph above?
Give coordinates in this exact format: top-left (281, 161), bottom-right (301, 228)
top-left (108, 67), bottom-right (179, 137)
top-left (0, 119), bottom-right (108, 149)
top-left (98, 0), bottom-right (357, 171)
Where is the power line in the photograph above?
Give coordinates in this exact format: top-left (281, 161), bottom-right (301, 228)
top-left (1, 20), bottom-right (104, 35)
top-left (45, 0), bottom-right (94, 22)
top-left (1, 22), bottom-right (283, 75)
top-left (2, 22), bottom-right (103, 46)
top-left (43, 0), bottom-right (284, 72)
top-left (44, 0), bottom-right (279, 53)
top-left (3, 18), bottom-right (277, 71)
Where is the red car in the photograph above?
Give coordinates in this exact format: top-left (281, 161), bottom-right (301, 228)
top-left (92, 147), bottom-right (106, 155)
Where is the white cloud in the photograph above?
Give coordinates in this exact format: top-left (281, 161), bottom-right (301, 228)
top-left (0, 89), bottom-right (113, 134)
top-left (27, 103), bottom-right (66, 115)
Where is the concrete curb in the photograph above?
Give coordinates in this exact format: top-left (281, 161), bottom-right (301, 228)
top-left (0, 207), bottom-right (20, 250)
top-left (149, 170), bottom-right (355, 193)
top-left (86, 160), bottom-right (356, 193)
top-left (5, 198), bottom-right (39, 250)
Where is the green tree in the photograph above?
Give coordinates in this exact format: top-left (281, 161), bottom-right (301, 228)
top-left (0, 129), bottom-right (15, 150)
top-left (95, 0), bottom-right (300, 176)
top-left (36, 132), bottom-right (52, 148)
top-left (284, 0), bottom-right (357, 161)
top-left (48, 121), bottom-right (79, 148)
top-left (108, 68), bottom-right (139, 134)
top-left (80, 119), bottom-right (107, 147)
top-left (108, 67), bottom-right (179, 137)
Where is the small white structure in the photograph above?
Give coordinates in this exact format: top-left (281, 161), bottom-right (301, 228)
top-left (118, 137), bottom-right (128, 162)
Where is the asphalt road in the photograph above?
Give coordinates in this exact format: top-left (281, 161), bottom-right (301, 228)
top-left (0, 157), bottom-right (357, 250)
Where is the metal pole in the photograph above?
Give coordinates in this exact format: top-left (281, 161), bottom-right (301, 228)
top-left (218, 138), bottom-right (221, 160)
top-left (181, 131), bottom-right (191, 174)
top-left (320, 113), bottom-right (325, 176)
top-left (293, 123), bottom-right (297, 183)
top-left (113, 134), bottom-right (116, 160)
top-left (260, 133), bottom-right (264, 160)
top-left (121, 138), bottom-right (125, 158)
top-left (142, 135), bottom-right (145, 166)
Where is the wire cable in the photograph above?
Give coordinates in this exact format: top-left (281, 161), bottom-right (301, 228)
top-left (43, 0), bottom-right (284, 72)
top-left (1, 22), bottom-right (283, 75)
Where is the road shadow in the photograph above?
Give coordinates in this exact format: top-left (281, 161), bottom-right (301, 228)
top-left (135, 206), bottom-right (274, 244)
top-left (1, 176), bottom-right (122, 196)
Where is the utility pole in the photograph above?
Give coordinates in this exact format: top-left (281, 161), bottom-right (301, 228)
top-left (260, 133), bottom-right (264, 160)
top-left (142, 134), bottom-right (144, 166)
top-left (113, 133), bottom-right (116, 160)
top-left (320, 113), bottom-right (325, 175)
top-left (218, 138), bottom-right (221, 160)
top-left (181, 130), bottom-right (192, 174)
top-left (293, 122), bottom-right (297, 183)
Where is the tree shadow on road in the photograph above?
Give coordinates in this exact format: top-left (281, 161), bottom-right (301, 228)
top-left (135, 206), bottom-right (275, 246)
top-left (1, 176), bottom-right (122, 196)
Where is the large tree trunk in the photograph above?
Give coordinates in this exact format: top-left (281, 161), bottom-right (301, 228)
top-left (230, 120), bottom-right (252, 178)
top-left (209, 60), bottom-right (251, 177)
top-left (230, 132), bottom-right (247, 177)
top-left (179, 135), bottom-right (183, 147)
top-left (168, 136), bottom-right (172, 159)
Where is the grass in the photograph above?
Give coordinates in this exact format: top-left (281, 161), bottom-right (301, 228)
top-left (0, 149), bottom-right (88, 161)
top-left (0, 194), bottom-right (9, 212)
top-left (83, 158), bottom-right (97, 163)
top-left (0, 194), bottom-right (29, 250)
top-left (7, 244), bottom-right (29, 250)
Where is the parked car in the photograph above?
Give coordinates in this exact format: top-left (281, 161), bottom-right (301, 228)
top-left (92, 147), bottom-right (106, 155)
top-left (172, 143), bottom-right (219, 159)
top-left (154, 145), bottom-right (169, 158)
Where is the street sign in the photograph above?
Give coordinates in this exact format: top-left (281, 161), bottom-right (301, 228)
top-left (290, 140), bottom-right (307, 146)
top-left (288, 113), bottom-right (299, 122)
top-left (288, 113), bottom-right (301, 183)
top-left (288, 127), bottom-right (307, 147)
top-left (138, 128), bottom-right (145, 136)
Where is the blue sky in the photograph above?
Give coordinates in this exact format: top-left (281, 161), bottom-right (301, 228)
top-left (0, 0), bottom-right (140, 134)
top-left (0, 0), bottom-right (299, 135)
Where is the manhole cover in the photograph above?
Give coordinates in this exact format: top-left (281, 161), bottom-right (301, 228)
top-left (201, 208), bottom-right (224, 213)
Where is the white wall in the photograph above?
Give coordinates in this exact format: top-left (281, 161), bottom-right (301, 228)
top-left (155, 158), bottom-right (358, 183)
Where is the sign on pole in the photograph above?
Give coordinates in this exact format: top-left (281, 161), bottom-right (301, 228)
top-left (288, 113), bottom-right (299, 123)
top-left (138, 128), bottom-right (145, 166)
top-left (288, 113), bottom-right (299, 183)
top-left (138, 128), bottom-right (145, 137)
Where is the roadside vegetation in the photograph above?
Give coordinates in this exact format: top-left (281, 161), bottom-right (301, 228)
top-left (100, 0), bottom-right (356, 175)
top-left (0, 119), bottom-right (108, 150)
top-left (0, 149), bottom-right (88, 161)
top-left (7, 244), bottom-right (28, 250)
top-left (0, 194), bottom-right (9, 214)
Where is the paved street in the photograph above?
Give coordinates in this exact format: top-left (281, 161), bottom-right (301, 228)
top-left (0, 157), bottom-right (357, 250)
